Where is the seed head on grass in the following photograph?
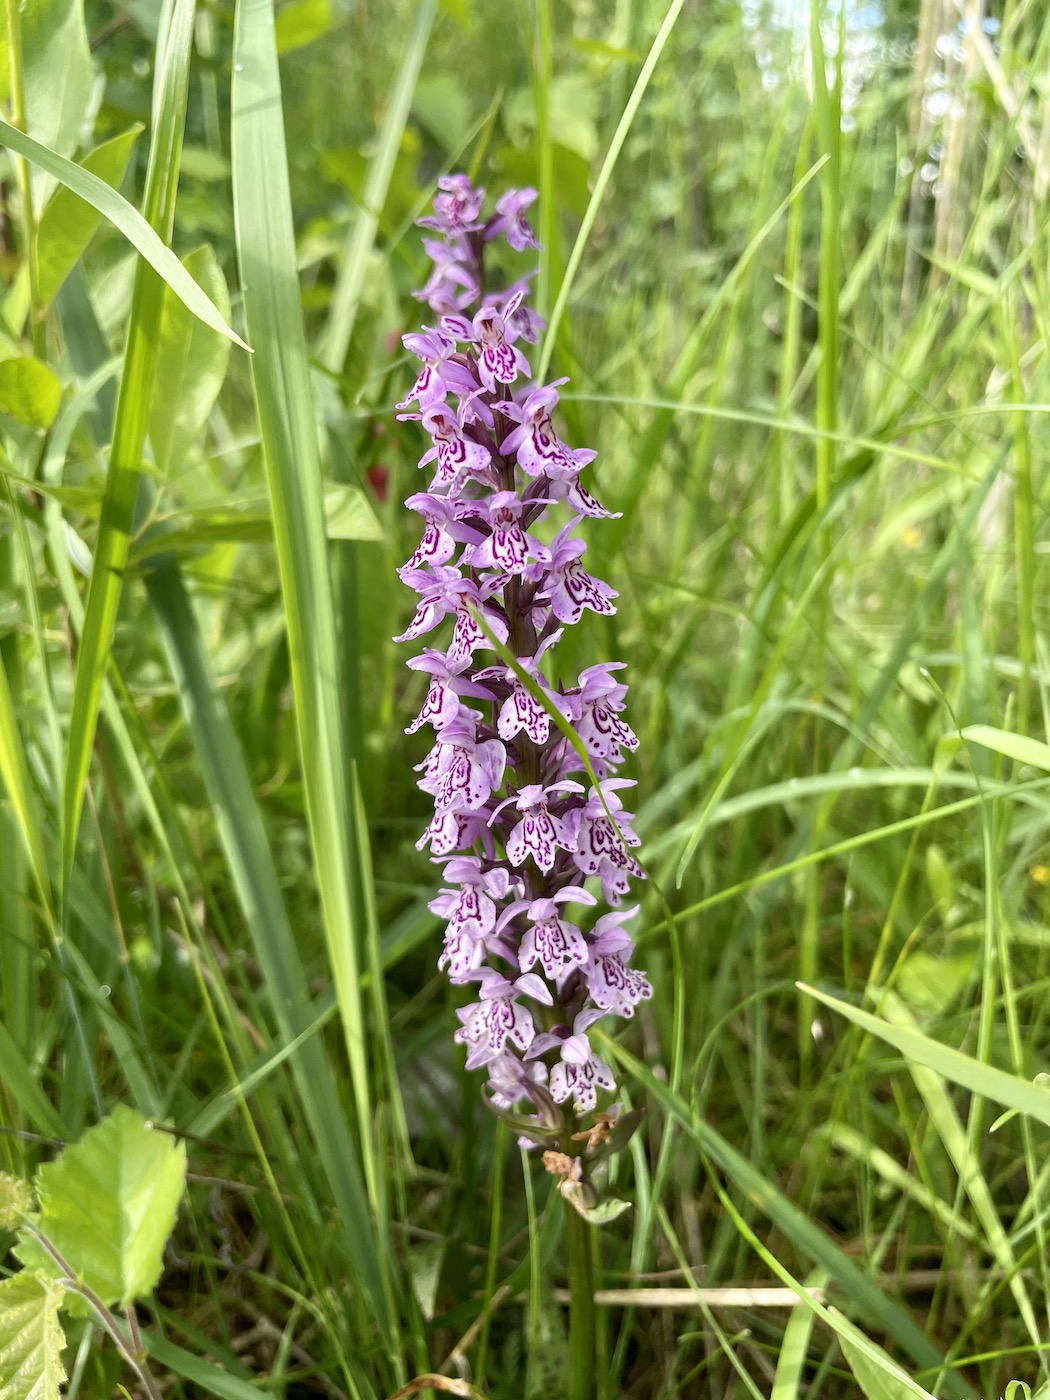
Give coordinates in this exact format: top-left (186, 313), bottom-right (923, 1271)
top-left (395, 174), bottom-right (649, 1177)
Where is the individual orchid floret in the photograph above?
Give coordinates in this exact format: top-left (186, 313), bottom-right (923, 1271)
top-left (494, 277), bottom-right (546, 344)
top-left (562, 779), bottom-right (643, 903)
top-left (431, 859), bottom-right (518, 969)
top-left (401, 492), bottom-right (483, 572)
top-left (423, 714), bottom-right (506, 813)
top-left (397, 329), bottom-right (471, 412)
top-left (395, 568), bottom-right (508, 666)
top-left (415, 237), bottom-right (480, 314)
top-left (528, 1009), bottom-right (616, 1113)
top-left (419, 173), bottom-right (486, 236)
top-left (536, 519), bottom-right (619, 625)
top-left (499, 886), bottom-right (597, 980)
top-left (455, 970), bottom-right (553, 1067)
top-left (586, 907), bottom-right (653, 1017)
top-left (485, 187), bottom-right (540, 251)
top-left (486, 1051), bottom-right (549, 1110)
top-left (443, 291), bottom-right (532, 392)
top-left (416, 806), bottom-right (495, 858)
top-left (413, 403), bottom-right (492, 490)
top-left (404, 650), bottom-right (494, 735)
top-left (567, 662), bottom-right (639, 761)
top-left (472, 652), bottom-right (564, 747)
top-left (463, 491), bottom-right (551, 575)
top-left (491, 781), bottom-right (583, 873)
top-left (501, 382), bottom-right (597, 480)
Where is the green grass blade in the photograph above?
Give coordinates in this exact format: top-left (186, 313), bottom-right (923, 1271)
top-left (602, 1034), bottom-right (977, 1398)
top-left (58, 0), bottom-right (198, 903)
top-left (143, 553), bottom-right (388, 1329)
top-left (230, 0), bottom-right (393, 1342)
top-left (536, 0), bottom-right (688, 383)
top-left (797, 983), bottom-right (1050, 1128)
top-left (0, 647), bottom-right (51, 916)
top-left (0, 118), bottom-right (244, 345)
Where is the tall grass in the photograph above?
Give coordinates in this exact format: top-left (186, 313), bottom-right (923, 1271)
top-left (2, 0), bottom-right (1050, 1396)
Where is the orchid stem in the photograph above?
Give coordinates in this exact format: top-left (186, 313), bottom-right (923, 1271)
top-left (564, 1199), bottom-right (596, 1400)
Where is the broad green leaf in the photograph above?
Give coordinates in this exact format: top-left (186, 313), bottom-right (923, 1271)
top-left (833, 1310), bottom-right (937, 1399)
top-left (569, 1195), bottom-right (632, 1225)
top-left (0, 357), bottom-right (61, 429)
top-left (0, 1272), bottom-right (66, 1400)
top-left (37, 127), bottom-right (143, 306)
top-left (22, 0), bottom-right (93, 195)
top-left (0, 1175), bottom-right (33, 1229)
top-left (0, 119), bottom-right (246, 347)
top-left (797, 984), bottom-right (1050, 1127)
top-left (274, 0), bottom-right (330, 54)
top-left (16, 1105), bottom-right (186, 1306)
top-left (322, 482), bottom-right (383, 541)
top-left (961, 724), bottom-right (1050, 773)
top-left (148, 244), bottom-right (231, 476)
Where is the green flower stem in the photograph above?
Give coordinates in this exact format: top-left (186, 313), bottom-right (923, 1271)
top-left (564, 1197), bottom-right (596, 1400)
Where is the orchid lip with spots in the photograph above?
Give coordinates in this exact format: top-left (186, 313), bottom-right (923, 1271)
top-left (395, 174), bottom-right (651, 1128)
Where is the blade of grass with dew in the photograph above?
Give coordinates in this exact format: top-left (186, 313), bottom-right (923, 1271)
top-left (230, 0), bottom-right (396, 1353)
top-left (58, 0), bottom-right (199, 905)
top-left (318, 0), bottom-right (434, 376)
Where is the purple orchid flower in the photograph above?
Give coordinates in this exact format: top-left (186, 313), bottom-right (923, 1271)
top-left (395, 178), bottom-right (649, 1135)
top-left (485, 187), bottom-right (540, 251)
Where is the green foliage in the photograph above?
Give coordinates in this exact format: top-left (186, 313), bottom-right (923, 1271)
top-left (4, 0), bottom-right (1050, 1396)
top-left (0, 119), bottom-right (240, 344)
top-left (0, 1177), bottom-right (33, 1231)
top-left (835, 1312), bottom-right (938, 1400)
top-left (0, 1273), bottom-right (66, 1400)
top-left (15, 1104), bottom-right (187, 1307)
top-left (36, 127), bottom-right (142, 307)
top-left (148, 243), bottom-right (231, 477)
top-left (0, 357), bottom-right (60, 430)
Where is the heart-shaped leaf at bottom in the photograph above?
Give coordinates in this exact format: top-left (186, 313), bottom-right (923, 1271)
top-left (15, 1105), bottom-right (187, 1307)
top-left (0, 1272), bottom-right (67, 1400)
